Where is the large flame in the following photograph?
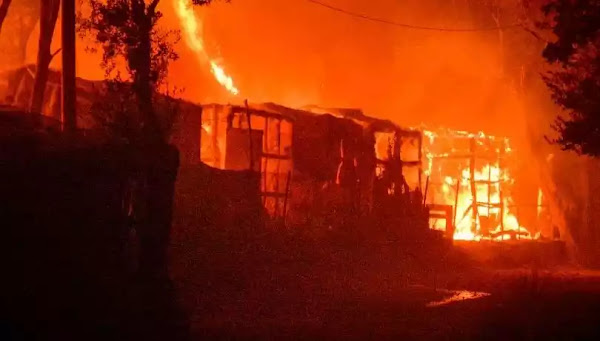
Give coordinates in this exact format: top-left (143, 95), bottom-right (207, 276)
top-left (174, 0), bottom-right (239, 95)
top-left (424, 129), bottom-right (532, 241)
top-left (451, 163), bottom-right (528, 241)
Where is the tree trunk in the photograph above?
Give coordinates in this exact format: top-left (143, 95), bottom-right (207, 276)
top-left (29, 0), bottom-right (59, 114)
top-left (61, 0), bottom-right (76, 131)
top-left (137, 144), bottom-right (179, 280)
top-left (0, 0), bottom-right (12, 35)
top-left (134, 16), bottom-right (162, 143)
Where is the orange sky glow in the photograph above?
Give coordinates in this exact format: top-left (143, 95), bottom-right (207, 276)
top-left (2, 0), bottom-right (555, 143)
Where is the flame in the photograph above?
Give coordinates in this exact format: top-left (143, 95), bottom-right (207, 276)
top-left (431, 162), bottom-right (530, 241)
top-left (209, 61), bottom-right (238, 95)
top-left (201, 122), bottom-right (212, 135)
top-left (423, 130), bottom-right (436, 145)
top-left (426, 290), bottom-right (490, 307)
top-left (174, 0), bottom-right (239, 95)
top-left (424, 128), bottom-right (530, 241)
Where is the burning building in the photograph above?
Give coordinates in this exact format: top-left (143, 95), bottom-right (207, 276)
top-left (189, 102), bottom-right (429, 231)
top-left (184, 100), bottom-right (554, 244)
top-left (0, 62), bottom-right (555, 245)
top-left (422, 127), bottom-right (552, 242)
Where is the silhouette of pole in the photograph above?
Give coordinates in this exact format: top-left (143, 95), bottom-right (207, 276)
top-left (61, 0), bottom-right (76, 131)
top-left (0, 0), bottom-right (12, 34)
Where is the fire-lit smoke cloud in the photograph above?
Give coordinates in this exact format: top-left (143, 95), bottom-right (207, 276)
top-left (174, 0), bottom-right (239, 95)
top-left (164, 0), bottom-right (540, 139)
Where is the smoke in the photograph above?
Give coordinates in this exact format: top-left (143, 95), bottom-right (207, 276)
top-left (153, 0), bottom-right (536, 137)
top-left (0, 0), bottom-right (548, 141)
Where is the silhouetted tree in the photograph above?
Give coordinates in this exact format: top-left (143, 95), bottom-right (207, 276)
top-left (78, 0), bottom-right (230, 282)
top-left (29, 0), bottom-right (60, 114)
top-left (542, 0), bottom-right (600, 156)
top-left (79, 0), bottom-right (227, 143)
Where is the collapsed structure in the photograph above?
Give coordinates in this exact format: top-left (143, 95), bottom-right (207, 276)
top-left (179, 102), bottom-right (552, 242)
top-left (422, 128), bottom-right (547, 241)
top-left (0, 66), bottom-right (555, 243)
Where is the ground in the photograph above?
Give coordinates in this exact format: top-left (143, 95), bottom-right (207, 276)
top-left (170, 227), bottom-right (600, 340)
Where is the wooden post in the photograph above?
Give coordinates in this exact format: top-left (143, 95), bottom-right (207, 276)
top-left (282, 170), bottom-right (292, 225)
top-left (418, 133), bottom-right (423, 191)
top-left (275, 118), bottom-right (282, 215)
top-left (244, 100), bottom-right (254, 171)
top-left (423, 175), bottom-right (430, 206)
top-left (198, 107), bottom-right (202, 162)
top-left (212, 107), bottom-right (219, 167)
top-left (516, 206), bottom-right (520, 241)
top-left (61, 0), bottom-right (76, 132)
top-left (453, 178), bottom-right (460, 227)
top-left (469, 138), bottom-right (478, 235)
top-left (263, 116), bottom-right (268, 205)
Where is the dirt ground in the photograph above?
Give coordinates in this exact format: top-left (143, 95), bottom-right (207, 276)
top-left (169, 228), bottom-right (600, 340)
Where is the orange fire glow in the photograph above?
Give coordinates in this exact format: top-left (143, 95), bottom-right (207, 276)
top-left (454, 163), bottom-right (529, 241)
top-left (425, 129), bottom-right (532, 241)
top-left (174, 0), bottom-right (239, 95)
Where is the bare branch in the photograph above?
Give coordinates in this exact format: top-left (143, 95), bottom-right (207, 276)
top-left (49, 47), bottom-right (62, 62)
top-left (519, 23), bottom-right (548, 43)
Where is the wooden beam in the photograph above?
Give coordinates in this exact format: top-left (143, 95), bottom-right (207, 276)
top-left (260, 152), bottom-right (292, 161)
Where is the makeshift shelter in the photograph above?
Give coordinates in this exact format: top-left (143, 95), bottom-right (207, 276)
top-left (190, 102), bottom-right (426, 229)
